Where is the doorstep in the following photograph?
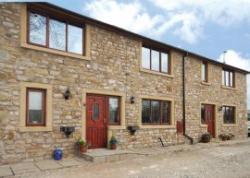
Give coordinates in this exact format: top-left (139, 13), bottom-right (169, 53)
top-left (81, 148), bottom-right (151, 163)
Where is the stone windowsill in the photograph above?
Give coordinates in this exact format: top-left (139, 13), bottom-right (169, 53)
top-left (221, 85), bottom-right (236, 91)
top-left (201, 81), bottom-right (211, 86)
top-left (21, 43), bottom-right (90, 61)
top-left (140, 68), bottom-right (174, 78)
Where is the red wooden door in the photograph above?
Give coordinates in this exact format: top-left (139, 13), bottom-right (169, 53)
top-left (86, 95), bottom-right (107, 149)
top-left (204, 105), bottom-right (215, 138)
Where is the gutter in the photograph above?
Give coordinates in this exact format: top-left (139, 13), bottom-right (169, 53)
top-left (182, 52), bottom-right (194, 144)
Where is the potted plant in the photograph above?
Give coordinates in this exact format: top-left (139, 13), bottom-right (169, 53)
top-left (109, 136), bottom-right (118, 150)
top-left (200, 133), bottom-right (211, 143)
top-left (78, 138), bottom-right (88, 153)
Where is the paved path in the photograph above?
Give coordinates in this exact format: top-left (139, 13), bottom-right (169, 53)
top-left (1, 139), bottom-right (250, 178)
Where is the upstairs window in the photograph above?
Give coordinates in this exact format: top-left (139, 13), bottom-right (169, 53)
top-left (28, 11), bottom-right (84, 55)
top-left (222, 69), bottom-right (234, 87)
top-left (223, 106), bottom-right (235, 124)
top-left (201, 61), bottom-right (208, 82)
top-left (142, 99), bottom-right (171, 125)
top-left (142, 46), bottom-right (170, 74)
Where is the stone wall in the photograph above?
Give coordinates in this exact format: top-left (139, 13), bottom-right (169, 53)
top-left (0, 3), bottom-right (247, 165)
top-left (185, 56), bottom-right (248, 140)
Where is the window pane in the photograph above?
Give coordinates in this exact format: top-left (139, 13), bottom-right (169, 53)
top-left (68, 25), bottom-right (83, 54)
top-left (222, 70), bottom-right (225, 85)
top-left (142, 100), bottom-right (150, 123)
top-left (230, 72), bottom-right (234, 87)
top-left (225, 71), bottom-right (229, 86)
top-left (151, 101), bottom-right (160, 123)
top-left (151, 50), bottom-right (160, 71)
top-left (109, 97), bottom-right (119, 124)
top-left (162, 101), bottom-right (170, 124)
top-left (202, 63), bottom-right (207, 81)
top-left (161, 52), bottom-right (169, 73)
top-left (29, 12), bottom-right (46, 45)
top-left (28, 90), bottom-right (44, 124)
top-left (49, 19), bottom-right (66, 50)
top-left (92, 103), bottom-right (99, 121)
top-left (142, 47), bottom-right (150, 69)
top-left (201, 104), bottom-right (205, 124)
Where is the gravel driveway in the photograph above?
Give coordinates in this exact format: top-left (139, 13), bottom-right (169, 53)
top-left (24, 140), bottom-right (250, 178)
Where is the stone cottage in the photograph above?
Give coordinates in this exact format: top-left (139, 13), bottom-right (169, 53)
top-left (0, 2), bottom-right (249, 164)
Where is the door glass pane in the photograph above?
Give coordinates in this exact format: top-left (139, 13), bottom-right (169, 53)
top-left (161, 52), bottom-right (169, 73)
top-left (49, 19), bottom-right (66, 50)
top-left (151, 101), bottom-right (160, 123)
top-left (68, 25), bottom-right (83, 54)
top-left (151, 50), bottom-right (160, 71)
top-left (142, 100), bottom-right (150, 124)
top-left (109, 97), bottom-right (119, 124)
top-left (28, 90), bottom-right (43, 124)
top-left (29, 12), bottom-right (46, 45)
top-left (142, 47), bottom-right (150, 69)
top-left (162, 101), bottom-right (170, 124)
top-left (92, 103), bottom-right (99, 121)
top-left (201, 104), bottom-right (205, 124)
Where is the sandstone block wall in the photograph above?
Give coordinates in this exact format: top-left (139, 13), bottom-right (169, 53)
top-left (0, 3), bottom-right (247, 165)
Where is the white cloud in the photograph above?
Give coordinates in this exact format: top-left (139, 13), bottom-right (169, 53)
top-left (83, 0), bottom-right (250, 44)
top-left (218, 50), bottom-right (250, 109)
top-left (149, 0), bottom-right (250, 43)
top-left (84, 0), bottom-right (162, 35)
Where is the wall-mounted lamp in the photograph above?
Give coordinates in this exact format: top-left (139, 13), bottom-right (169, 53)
top-left (130, 96), bottom-right (135, 104)
top-left (218, 106), bottom-right (223, 111)
top-left (63, 88), bottom-right (71, 100)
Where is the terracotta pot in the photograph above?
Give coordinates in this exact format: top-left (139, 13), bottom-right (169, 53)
top-left (79, 145), bottom-right (87, 153)
top-left (110, 144), bottom-right (117, 150)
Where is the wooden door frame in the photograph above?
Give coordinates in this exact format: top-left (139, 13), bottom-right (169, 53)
top-left (200, 102), bottom-right (217, 138)
top-left (82, 89), bottom-right (126, 147)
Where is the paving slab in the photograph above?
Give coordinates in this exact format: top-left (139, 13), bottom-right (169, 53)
top-left (58, 159), bottom-right (82, 167)
top-left (10, 162), bottom-right (40, 175)
top-left (0, 165), bottom-right (13, 177)
top-left (35, 160), bottom-right (63, 171)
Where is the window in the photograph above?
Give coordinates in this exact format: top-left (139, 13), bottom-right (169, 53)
top-left (201, 62), bottom-right (208, 82)
top-left (223, 106), bottom-right (235, 124)
top-left (28, 11), bottom-right (85, 55)
top-left (142, 99), bottom-right (171, 125)
top-left (26, 88), bottom-right (46, 126)
top-left (141, 46), bottom-right (170, 74)
top-left (222, 69), bottom-right (234, 87)
top-left (109, 97), bottom-right (120, 125)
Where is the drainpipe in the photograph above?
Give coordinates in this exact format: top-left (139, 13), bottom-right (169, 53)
top-left (182, 52), bottom-right (194, 144)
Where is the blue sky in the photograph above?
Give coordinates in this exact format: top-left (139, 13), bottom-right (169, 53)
top-left (3, 0), bottom-right (250, 109)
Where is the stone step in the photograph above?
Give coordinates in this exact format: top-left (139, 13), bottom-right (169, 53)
top-left (81, 149), bottom-right (149, 163)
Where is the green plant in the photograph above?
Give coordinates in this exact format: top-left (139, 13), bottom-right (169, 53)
top-left (78, 138), bottom-right (87, 146)
top-left (109, 136), bottom-right (118, 145)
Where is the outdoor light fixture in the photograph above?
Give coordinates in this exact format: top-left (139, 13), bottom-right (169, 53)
top-left (63, 88), bottom-right (71, 100)
top-left (130, 96), bottom-right (135, 104)
top-left (218, 106), bottom-right (223, 111)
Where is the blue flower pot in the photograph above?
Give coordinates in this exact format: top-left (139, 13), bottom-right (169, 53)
top-left (53, 148), bottom-right (63, 160)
